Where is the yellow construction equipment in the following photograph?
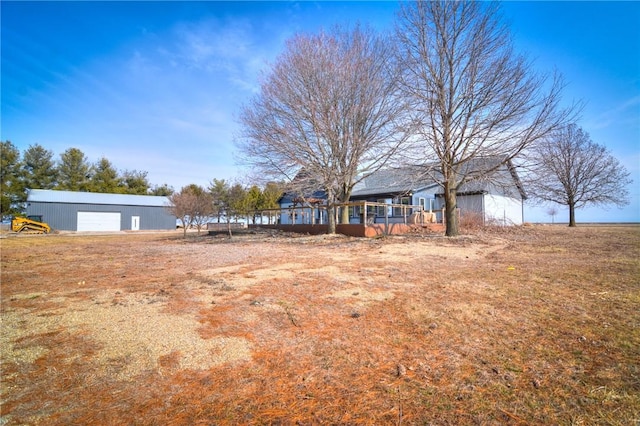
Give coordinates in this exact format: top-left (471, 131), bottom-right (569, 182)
top-left (11, 215), bottom-right (51, 234)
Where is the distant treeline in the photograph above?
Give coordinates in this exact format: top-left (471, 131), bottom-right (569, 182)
top-left (1, 141), bottom-right (174, 216)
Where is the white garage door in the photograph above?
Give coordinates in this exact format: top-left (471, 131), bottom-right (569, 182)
top-left (77, 212), bottom-right (121, 232)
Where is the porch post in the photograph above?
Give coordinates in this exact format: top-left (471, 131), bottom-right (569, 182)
top-left (385, 203), bottom-right (389, 235)
top-left (363, 201), bottom-right (367, 226)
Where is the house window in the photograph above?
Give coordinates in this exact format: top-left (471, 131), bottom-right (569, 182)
top-left (419, 197), bottom-right (426, 211)
top-left (393, 196), bottom-right (411, 216)
top-left (366, 204), bottom-right (376, 217)
top-left (376, 199), bottom-right (386, 217)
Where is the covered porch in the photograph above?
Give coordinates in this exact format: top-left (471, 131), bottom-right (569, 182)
top-left (248, 200), bottom-right (446, 237)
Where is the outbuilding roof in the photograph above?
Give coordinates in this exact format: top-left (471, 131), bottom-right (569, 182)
top-left (26, 189), bottom-right (170, 207)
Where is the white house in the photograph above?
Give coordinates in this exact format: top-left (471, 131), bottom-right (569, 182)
top-left (350, 158), bottom-right (527, 225)
top-left (278, 157), bottom-right (527, 226)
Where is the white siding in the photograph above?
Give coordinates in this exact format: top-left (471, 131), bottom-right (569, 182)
top-left (483, 194), bottom-right (523, 225)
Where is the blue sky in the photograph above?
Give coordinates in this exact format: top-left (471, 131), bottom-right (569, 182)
top-left (2, 1), bottom-right (639, 223)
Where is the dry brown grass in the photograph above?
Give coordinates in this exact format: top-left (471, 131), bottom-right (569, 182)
top-left (1, 225), bottom-right (639, 425)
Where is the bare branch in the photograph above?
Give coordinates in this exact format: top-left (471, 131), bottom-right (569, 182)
top-left (236, 25), bottom-right (411, 232)
top-left (166, 184), bottom-right (214, 237)
top-left (524, 124), bottom-right (632, 226)
top-left (395, 0), bottom-right (577, 235)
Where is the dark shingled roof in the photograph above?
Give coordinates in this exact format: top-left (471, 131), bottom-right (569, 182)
top-left (352, 167), bottom-right (438, 197)
top-left (351, 157), bottom-right (526, 199)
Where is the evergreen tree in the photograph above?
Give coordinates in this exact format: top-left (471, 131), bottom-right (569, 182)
top-left (56, 148), bottom-right (91, 191)
top-left (245, 185), bottom-right (262, 224)
top-left (122, 170), bottom-right (150, 195)
top-left (259, 181), bottom-right (284, 224)
top-left (1, 141), bottom-right (25, 216)
top-left (228, 183), bottom-right (248, 222)
top-left (90, 157), bottom-right (123, 193)
top-left (209, 178), bottom-right (230, 223)
top-left (150, 183), bottom-right (174, 196)
top-left (23, 144), bottom-right (58, 190)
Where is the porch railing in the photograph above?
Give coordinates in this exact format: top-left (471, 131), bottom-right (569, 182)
top-left (246, 200), bottom-right (446, 227)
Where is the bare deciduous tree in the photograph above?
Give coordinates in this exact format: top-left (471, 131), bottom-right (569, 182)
top-left (237, 25), bottom-right (410, 234)
top-left (167, 190), bottom-right (196, 237)
top-left (190, 185), bottom-right (214, 235)
top-left (526, 124), bottom-right (631, 227)
top-left (546, 206), bottom-right (558, 224)
top-left (396, 0), bottom-right (574, 236)
top-left (167, 184), bottom-right (214, 237)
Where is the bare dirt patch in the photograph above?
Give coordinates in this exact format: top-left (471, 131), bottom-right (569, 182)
top-left (1, 226), bottom-right (638, 424)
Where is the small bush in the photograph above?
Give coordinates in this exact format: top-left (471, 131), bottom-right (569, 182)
top-left (459, 210), bottom-right (485, 231)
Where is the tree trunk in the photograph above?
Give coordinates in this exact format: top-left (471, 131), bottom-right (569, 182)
top-left (340, 203), bottom-right (350, 224)
top-left (326, 189), bottom-right (338, 234)
top-left (568, 203), bottom-right (576, 227)
top-left (327, 204), bottom-right (337, 234)
top-left (338, 187), bottom-right (352, 225)
top-left (444, 183), bottom-right (459, 237)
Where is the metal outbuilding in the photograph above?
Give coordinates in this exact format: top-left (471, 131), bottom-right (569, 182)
top-left (25, 189), bottom-right (176, 232)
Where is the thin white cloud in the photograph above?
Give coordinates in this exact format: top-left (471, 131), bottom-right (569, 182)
top-left (589, 94), bottom-right (640, 130)
top-left (147, 16), bottom-right (275, 93)
top-left (8, 17), bottom-right (267, 189)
